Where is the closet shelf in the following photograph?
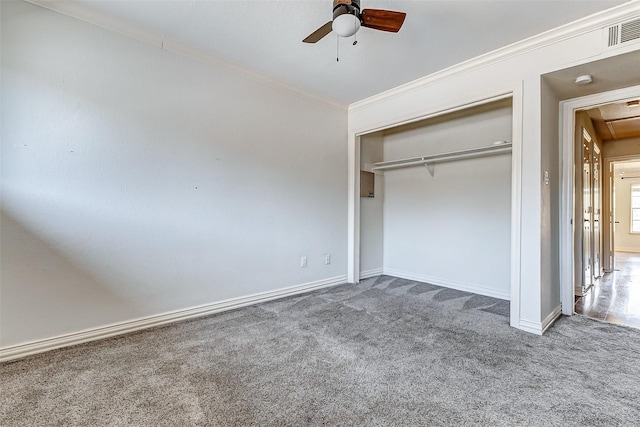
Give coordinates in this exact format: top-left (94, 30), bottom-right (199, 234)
top-left (371, 142), bottom-right (512, 174)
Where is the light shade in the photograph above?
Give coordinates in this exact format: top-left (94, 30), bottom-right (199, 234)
top-left (332, 14), bottom-right (361, 38)
top-left (574, 75), bottom-right (593, 85)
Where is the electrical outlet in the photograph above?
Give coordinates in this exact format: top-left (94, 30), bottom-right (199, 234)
top-left (324, 254), bottom-right (331, 265)
top-left (301, 256), bottom-right (307, 268)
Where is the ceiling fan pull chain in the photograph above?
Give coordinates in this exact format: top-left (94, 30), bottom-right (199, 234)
top-left (336, 36), bottom-right (340, 62)
top-left (353, 14), bottom-right (358, 45)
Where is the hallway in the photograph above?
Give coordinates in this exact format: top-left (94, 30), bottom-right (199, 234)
top-left (575, 252), bottom-right (640, 329)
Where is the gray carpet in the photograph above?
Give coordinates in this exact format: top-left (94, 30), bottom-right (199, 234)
top-left (2, 275), bottom-right (639, 426)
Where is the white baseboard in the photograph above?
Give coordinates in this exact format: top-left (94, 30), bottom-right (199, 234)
top-left (0, 275), bottom-right (347, 363)
top-left (516, 304), bottom-right (562, 335)
top-left (383, 268), bottom-right (510, 300)
top-left (359, 268), bottom-right (383, 280)
top-left (542, 305), bottom-right (562, 333)
top-left (517, 319), bottom-right (543, 335)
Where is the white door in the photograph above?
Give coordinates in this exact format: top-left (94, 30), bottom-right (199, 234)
top-left (593, 142), bottom-right (602, 279)
top-left (582, 131), bottom-right (592, 291)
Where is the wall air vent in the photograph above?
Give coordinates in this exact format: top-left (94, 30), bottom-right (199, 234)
top-left (607, 25), bottom-right (619, 47)
top-left (620, 19), bottom-right (640, 43)
top-left (605, 18), bottom-right (640, 48)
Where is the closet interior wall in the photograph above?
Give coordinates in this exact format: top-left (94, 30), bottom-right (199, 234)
top-left (359, 99), bottom-right (513, 299)
top-left (360, 133), bottom-right (385, 277)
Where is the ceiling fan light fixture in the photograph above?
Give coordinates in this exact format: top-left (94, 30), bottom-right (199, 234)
top-left (332, 11), bottom-right (361, 37)
top-left (302, 0), bottom-right (404, 44)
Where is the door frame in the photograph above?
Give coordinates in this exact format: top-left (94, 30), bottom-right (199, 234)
top-left (603, 158), bottom-right (615, 273)
top-left (559, 84), bottom-right (640, 316)
top-left (606, 155), bottom-right (640, 260)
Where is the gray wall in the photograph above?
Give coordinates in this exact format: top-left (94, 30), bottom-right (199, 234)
top-left (540, 78), bottom-right (562, 318)
top-left (1, 1), bottom-right (347, 347)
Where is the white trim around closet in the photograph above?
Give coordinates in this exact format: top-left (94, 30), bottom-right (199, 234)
top-left (347, 85), bottom-right (524, 331)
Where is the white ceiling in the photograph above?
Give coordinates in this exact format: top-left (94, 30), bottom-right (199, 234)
top-left (72, 0), bottom-right (628, 105)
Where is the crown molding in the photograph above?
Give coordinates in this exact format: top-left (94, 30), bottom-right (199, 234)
top-left (23, 0), bottom-right (347, 111)
top-left (349, 0), bottom-right (640, 112)
top-left (24, 0), bottom-right (164, 47)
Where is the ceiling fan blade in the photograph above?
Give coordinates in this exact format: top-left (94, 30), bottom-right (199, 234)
top-left (361, 9), bottom-right (406, 33)
top-left (303, 21), bottom-right (333, 43)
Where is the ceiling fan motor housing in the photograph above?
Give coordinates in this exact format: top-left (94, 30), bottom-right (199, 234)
top-left (332, 0), bottom-right (361, 37)
top-left (302, 0), bottom-right (405, 44)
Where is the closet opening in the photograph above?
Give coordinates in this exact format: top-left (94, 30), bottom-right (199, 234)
top-left (357, 96), bottom-right (514, 318)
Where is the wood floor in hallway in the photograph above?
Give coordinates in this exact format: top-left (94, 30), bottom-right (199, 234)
top-left (575, 251), bottom-right (640, 330)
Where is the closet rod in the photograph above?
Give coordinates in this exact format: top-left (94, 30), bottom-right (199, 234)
top-left (371, 142), bottom-right (512, 172)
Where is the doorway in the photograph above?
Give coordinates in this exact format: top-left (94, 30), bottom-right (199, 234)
top-left (575, 159), bottom-right (640, 328)
top-left (564, 92), bottom-right (640, 329)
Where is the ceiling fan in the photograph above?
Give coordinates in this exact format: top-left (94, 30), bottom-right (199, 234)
top-left (303, 0), bottom-right (406, 44)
